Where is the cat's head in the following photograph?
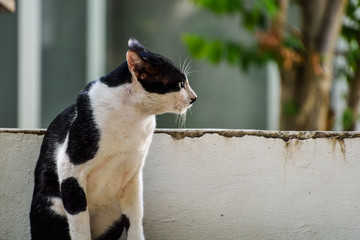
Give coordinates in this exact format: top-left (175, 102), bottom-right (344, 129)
top-left (126, 37), bottom-right (197, 115)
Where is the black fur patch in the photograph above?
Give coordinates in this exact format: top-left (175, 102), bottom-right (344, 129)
top-left (96, 215), bottom-right (130, 240)
top-left (32, 105), bottom-right (77, 198)
top-left (66, 91), bottom-right (100, 165)
top-left (129, 39), bottom-right (186, 94)
top-left (100, 61), bottom-right (132, 87)
top-left (30, 197), bottom-right (71, 240)
top-left (61, 177), bottom-right (87, 215)
top-left (136, 60), bottom-right (186, 94)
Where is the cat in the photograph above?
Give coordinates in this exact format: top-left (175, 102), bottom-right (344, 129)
top-left (30, 37), bottom-right (197, 240)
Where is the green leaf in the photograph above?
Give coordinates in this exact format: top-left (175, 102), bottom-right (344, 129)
top-left (262, 0), bottom-right (278, 18)
top-left (226, 42), bottom-right (242, 64)
top-left (242, 8), bottom-right (262, 31)
top-left (342, 26), bottom-right (359, 41)
top-left (206, 40), bottom-right (223, 63)
top-left (182, 34), bottom-right (275, 70)
top-left (283, 35), bottom-right (306, 53)
top-left (182, 34), bottom-right (207, 59)
top-left (345, 0), bottom-right (360, 22)
top-left (347, 39), bottom-right (360, 67)
top-left (182, 34), bottom-right (224, 63)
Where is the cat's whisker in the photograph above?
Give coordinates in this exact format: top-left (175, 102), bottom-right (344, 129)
top-left (182, 56), bottom-right (190, 74)
top-left (185, 60), bottom-right (192, 73)
top-left (183, 59), bottom-right (192, 76)
top-left (182, 56), bottom-right (187, 71)
top-left (184, 70), bottom-right (198, 77)
top-left (181, 58), bottom-right (197, 79)
top-left (176, 112), bottom-right (187, 128)
top-left (181, 112), bottom-right (187, 128)
top-left (175, 114), bottom-right (181, 127)
top-left (187, 107), bottom-right (193, 117)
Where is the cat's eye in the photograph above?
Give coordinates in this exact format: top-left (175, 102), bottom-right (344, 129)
top-left (179, 82), bottom-right (185, 89)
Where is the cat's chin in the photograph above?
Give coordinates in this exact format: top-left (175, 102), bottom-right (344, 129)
top-left (173, 106), bottom-right (190, 115)
top-left (172, 101), bottom-right (193, 115)
top-left (180, 107), bottom-right (191, 114)
top-left (162, 108), bottom-right (187, 115)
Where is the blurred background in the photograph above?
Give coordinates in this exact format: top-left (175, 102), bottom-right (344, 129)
top-left (0, 0), bottom-right (358, 131)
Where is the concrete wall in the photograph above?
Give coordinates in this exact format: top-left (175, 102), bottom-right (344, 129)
top-left (1, 129), bottom-right (360, 239)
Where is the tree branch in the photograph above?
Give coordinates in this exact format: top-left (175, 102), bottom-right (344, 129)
top-left (299, 0), bottom-right (327, 49)
top-left (271, 0), bottom-right (288, 40)
top-left (316, 0), bottom-right (348, 54)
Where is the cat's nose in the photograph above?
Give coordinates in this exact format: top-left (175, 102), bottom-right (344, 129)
top-left (190, 97), bottom-right (197, 104)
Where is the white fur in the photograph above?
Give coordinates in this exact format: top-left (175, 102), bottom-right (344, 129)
top-left (50, 197), bottom-right (66, 217)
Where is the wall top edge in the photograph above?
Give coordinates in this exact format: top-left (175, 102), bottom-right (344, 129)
top-left (1, 128), bottom-right (360, 142)
top-left (155, 129), bottom-right (360, 141)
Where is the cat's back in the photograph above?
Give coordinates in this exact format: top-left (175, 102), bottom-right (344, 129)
top-left (34, 104), bottom-right (76, 183)
top-left (41, 104), bottom-right (77, 153)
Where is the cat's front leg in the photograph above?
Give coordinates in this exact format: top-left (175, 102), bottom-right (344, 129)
top-left (118, 171), bottom-right (145, 240)
top-left (60, 176), bottom-right (91, 240)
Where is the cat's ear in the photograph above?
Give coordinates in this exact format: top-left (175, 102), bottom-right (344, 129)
top-left (128, 37), bottom-right (149, 53)
top-left (126, 50), bottom-right (143, 75)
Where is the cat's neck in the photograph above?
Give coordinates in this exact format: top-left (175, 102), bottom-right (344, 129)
top-left (88, 80), bottom-right (155, 127)
top-left (89, 80), bottom-right (156, 153)
top-left (99, 61), bottom-right (132, 87)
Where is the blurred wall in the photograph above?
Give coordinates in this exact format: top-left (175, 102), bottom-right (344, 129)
top-left (41, 0), bottom-right (87, 126)
top-left (0, 11), bottom-right (17, 127)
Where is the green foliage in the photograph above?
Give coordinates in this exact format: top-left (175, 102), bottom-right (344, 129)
top-left (182, 34), bottom-right (274, 71)
top-left (191, 0), bottom-right (243, 15)
top-left (191, 0), bottom-right (278, 20)
top-left (185, 0), bottom-right (359, 73)
top-left (345, 0), bottom-right (360, 24)
top-left (185, 0), bottom-right (360, 130)
top-left (182, 35), bottom-right (223, 63)
top-left (283, 34), bottom-right (306, 53)
top-left (339, 0), bottom-right (360, 81)
top-left (182, 35), bottom-right (207, 59)
top-left (183, 0), bottom-right (279, 70)
top-left (338, 0), bottom-right (360, 130)
top-left (242, 0), bottom-right (279, 30)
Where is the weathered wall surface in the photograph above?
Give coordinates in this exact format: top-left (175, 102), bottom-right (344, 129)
top-left (1, 129), bottom-right (360, 239)
top-left (0, 130), bottom-right (43, 239)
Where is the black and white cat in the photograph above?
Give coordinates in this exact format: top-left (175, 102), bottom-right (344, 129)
top-left (30, 37), bottom-right (197, 240)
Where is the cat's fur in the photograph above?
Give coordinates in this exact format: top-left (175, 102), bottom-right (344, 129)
top-left (30, 38), bottom-right (197, 240)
